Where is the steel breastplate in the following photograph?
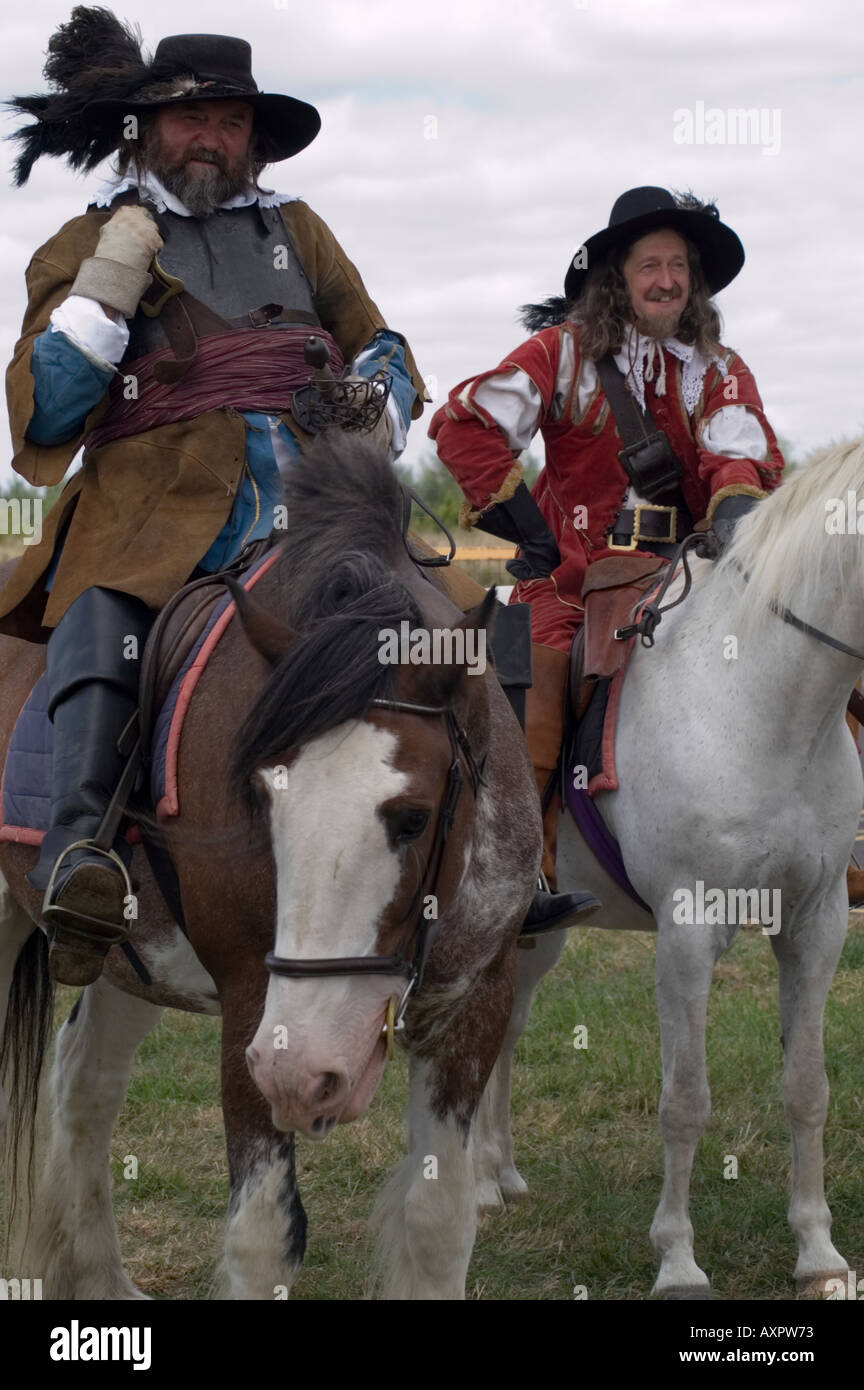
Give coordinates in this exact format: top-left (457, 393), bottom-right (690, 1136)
top-left (123, 201), bottom-right (320, 362)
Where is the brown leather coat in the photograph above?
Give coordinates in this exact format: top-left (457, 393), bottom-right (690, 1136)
top-left (1, 199), bottom-right (427, 641)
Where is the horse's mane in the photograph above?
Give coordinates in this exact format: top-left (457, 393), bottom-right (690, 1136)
top-left (718, 437), bottom-right (864, 640)
top-left (233, 433), bottom-right (424, 803)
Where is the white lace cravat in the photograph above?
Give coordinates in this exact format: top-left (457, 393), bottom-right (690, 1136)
top-left (615, 325), bottom-right (727, 415)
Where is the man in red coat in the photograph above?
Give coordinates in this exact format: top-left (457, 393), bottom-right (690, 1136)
top-left (430, 187), bottom-right (784, 889)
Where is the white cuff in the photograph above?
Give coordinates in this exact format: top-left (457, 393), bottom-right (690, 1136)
top-left (50, 295), bottom-right (130, 370)
top-left (385, 393), bottom-right (407, 459)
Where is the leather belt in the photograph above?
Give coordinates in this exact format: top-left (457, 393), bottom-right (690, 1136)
top-left (608, 502), bottom-right (693, 554)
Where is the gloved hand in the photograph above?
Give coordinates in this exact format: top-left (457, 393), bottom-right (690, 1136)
top-left (475, 482), bottom-right (561, 580)
top-left (70, 206), bottom-right (163, 318)
top-left (710, 493), bottom-right (760, 553)
top-left (334, 374), bottom-right (393, 454)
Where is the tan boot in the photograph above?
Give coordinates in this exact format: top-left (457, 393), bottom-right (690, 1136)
top-left (522, 642), bottom-right (599, 934)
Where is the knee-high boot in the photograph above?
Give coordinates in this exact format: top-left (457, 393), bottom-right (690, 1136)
top-left (27, 586), bottom-right (155, 985)
top-left (522, 641), bottom-right (599, 934)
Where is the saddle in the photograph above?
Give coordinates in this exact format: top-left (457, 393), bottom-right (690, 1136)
top-left (567, 554), bottom-right (668, 726)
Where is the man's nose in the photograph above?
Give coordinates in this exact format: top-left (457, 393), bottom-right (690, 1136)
top-left (653, 266), bottom-right (677, 290)
top-left (192, 127), bottom-right (222, 150)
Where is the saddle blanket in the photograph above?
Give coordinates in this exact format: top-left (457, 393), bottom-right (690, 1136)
top-left (0, 551), bottom-right (280, 845)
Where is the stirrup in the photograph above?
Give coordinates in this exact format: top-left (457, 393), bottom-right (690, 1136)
top-left (42, 840), bottom-right (132, 945)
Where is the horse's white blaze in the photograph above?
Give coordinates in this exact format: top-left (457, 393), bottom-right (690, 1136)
top-left (247, 721), bottom-right (409, 1134)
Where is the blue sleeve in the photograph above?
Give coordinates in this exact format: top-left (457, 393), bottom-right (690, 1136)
top-left (26, 328), bottom-right (115, 446)
top-left (351, 329), bottom-right (418, 435)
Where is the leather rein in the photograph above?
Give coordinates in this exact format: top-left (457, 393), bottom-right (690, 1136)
top-left (264, 697), bottom-right (486, 1048)
top-left (617, 532), bottom-right (864, 665)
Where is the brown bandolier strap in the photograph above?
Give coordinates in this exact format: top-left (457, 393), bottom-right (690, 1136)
top-left (138, 261), bottom-right (320, 383)
top-left (596, 354), bottom-right (690, 510)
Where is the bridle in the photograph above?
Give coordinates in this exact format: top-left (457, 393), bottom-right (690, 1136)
top-left (264, 697), bottom-right (486, 1056)
top-left (616, 532), bottom-right (864, 664)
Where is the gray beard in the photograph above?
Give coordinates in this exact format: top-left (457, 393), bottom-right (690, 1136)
top-left (633, 305), bottom-right (684, 341)
top-left (152, 160), bottom-right (248, 217)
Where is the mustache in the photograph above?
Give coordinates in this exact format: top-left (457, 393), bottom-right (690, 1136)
top-left (644, 288), bottom-right (684, 303)
top-left (184, 147), bottom-right (229, 173)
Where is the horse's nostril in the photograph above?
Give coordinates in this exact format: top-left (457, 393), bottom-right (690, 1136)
top-left (312, 1115), bottom-right (336, 1135)
top-left (313, 1071), bottom-right (342, 1104)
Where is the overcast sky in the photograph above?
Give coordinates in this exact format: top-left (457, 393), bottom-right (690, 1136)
top-left (1, 0), bottom-right (862, 483)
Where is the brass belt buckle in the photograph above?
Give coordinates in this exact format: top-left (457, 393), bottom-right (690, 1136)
top-left (638, 503), bottom-right (677, 545)
top-left (608, 503), bottom-right (677, 552)
top-left (140, 256), bottom-right (185, 318)
top-left (607, 531), bottom-right (639, 553)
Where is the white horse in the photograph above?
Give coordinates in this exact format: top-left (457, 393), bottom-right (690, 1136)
top-left (476, 439), bottom-right (863, 1297)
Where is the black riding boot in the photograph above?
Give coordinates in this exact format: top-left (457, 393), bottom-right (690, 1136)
top-left (27, 587), bottom-right (154, 986)
top-left (521, 880), bottom-right (601, 937)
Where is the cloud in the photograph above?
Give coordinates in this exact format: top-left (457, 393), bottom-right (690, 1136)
top-left (0, 0), bottom-right (861, 490)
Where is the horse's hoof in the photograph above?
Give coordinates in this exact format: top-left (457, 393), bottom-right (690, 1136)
top-left (499, 1168), bottom-right (529, 1204)
top-left (654, 1286), bottom-right (714, 1300)
top-left (475, 1179), bottom-right (504, 1216)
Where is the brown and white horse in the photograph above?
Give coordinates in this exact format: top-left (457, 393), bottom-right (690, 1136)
top-left (0, 435), bottom-right (541, 1299)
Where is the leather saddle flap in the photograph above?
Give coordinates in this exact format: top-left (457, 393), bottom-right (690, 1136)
top-left (582, 555), bottom-right (668, 680)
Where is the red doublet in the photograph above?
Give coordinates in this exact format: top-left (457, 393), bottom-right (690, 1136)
top-left (429, 322), bottom-right (784, 652)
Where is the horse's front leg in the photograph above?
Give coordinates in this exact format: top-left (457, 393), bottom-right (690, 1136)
top-left (374, 958), bottom-right (516, 1300)
top-left (25, 977), bottom-right (164, 1299)
top-left (770, 901), bottom-right (849, 1294)
top-left (474, 928), bottom-right (567, 1211)
top-left (219, 987), bottom-right (307, 1300)
top-left (650, 918), bottom-right (719, 1297)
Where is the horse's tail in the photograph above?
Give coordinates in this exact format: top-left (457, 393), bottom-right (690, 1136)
top-left (1, 930), bottom-right (53, 1244)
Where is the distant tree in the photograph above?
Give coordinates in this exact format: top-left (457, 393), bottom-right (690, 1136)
top-left (399, 451), bottom-right (541, 532)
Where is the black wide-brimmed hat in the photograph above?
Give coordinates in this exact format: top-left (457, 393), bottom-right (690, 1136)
top-left (7, 8), bottom-right (321, 185)
top-left (563, 186), bottom-right (744, 299)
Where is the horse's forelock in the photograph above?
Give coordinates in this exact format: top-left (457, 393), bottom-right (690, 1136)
top-left (279, 432), bottom-right (405, 597)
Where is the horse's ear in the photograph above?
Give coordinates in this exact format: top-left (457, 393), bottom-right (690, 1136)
top-left (415, 587), bottom-right (499, 704)
top-left (226, 576), bottom-right (297, 668)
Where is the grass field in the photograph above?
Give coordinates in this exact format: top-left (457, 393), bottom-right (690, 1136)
top-left (29, 917), bottom-right (862, 1302)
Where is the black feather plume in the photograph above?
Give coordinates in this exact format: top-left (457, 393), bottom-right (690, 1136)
top-left (6, 6), bottom-right (147, 185)
top-left (517, 295), bottom-right (574, 333)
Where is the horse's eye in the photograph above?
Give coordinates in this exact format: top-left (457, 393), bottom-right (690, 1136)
top-left (390, 809), bottom-right (430, 844)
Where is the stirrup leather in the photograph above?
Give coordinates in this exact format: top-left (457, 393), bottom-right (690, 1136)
top-left (42, 840), bottom-right (133, 945)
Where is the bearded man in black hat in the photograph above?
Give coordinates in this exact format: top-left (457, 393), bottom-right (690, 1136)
top-left (0, 7), bottom-right (428, 984)
top-left (431, 187), bottom-right (785, 900)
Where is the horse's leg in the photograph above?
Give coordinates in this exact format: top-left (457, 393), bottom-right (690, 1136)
top-left (474, 929), bottom-right (567, 1211)
top-left (0, 879), bottom-right (37, 1152)
top-left (219, 991), bottom-right (307, 1300)
top-left (770, 905), bottom-right (849, 1294)
top-left (25, 978), bottom-right (163, 1299)
top-left (649, 919), bottom-right (717, 1297)
top-left (374, 960), bottom-right (517, 1300)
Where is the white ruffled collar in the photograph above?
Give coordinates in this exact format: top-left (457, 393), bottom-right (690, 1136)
top-left (615, 324), bottom-right (726, 416)
top-left (89, 171), bottom-right (299, 217)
